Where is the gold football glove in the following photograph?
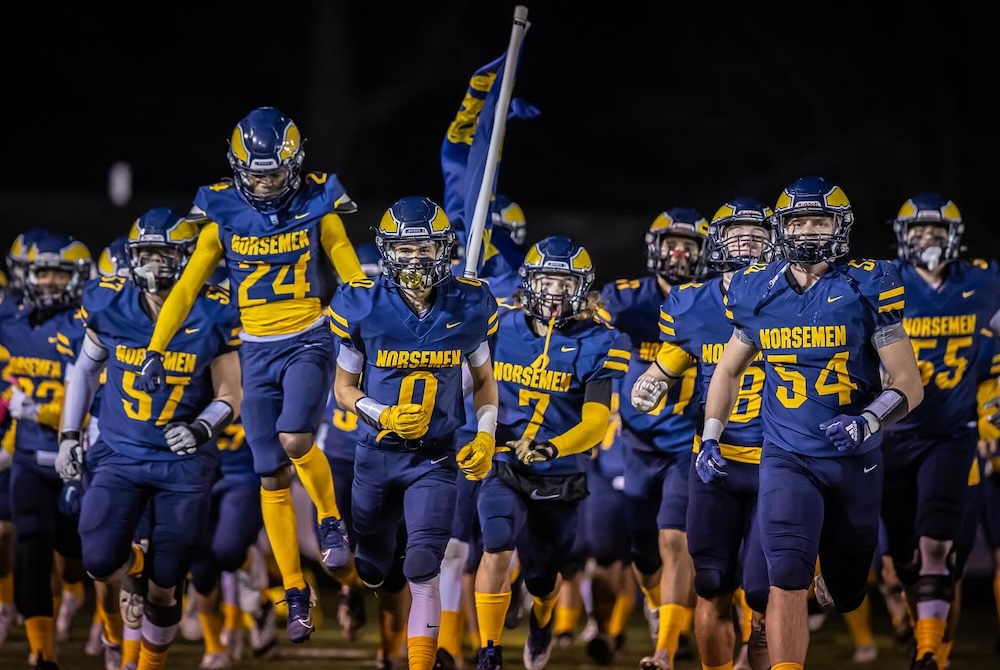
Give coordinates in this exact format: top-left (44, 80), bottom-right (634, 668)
top-left (456, 432), bottom-right (496, 481)
top-left (379, 403), bottom-right (430, 440)
top-left (507, 437), bottom-right (559, 465)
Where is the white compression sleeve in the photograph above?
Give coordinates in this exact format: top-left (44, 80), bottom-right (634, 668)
top-left (62, 335), bottom-right (108, 433)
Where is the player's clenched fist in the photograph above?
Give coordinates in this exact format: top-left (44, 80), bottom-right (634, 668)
top-left (379, 403), bottom-right (430, 439)
top-left (457, 432), bottom-right (496, 481)
top-left (630, 374), bottom-right (667, 412)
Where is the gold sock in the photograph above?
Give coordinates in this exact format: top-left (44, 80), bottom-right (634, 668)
top-left (290, 444), bottom-right (341, 521)
top-left (656, 603), bottom-right (688, 663)
top-left (103, 608), bottom-right (124, 646)
top-left (772, 664), bottom-right (804, 670)
top-left (466, 629), bottom-right (482, 652)
top-left (843, 594), bottom-right (874, 647)
top-left (439, 610), bottom-right (464, 660)
top-left (128, 544), bottom-right (145, 576)
top-left (25, 616), bottom-right (55, 662)
top-left (199, 611), bottom-right (225, 655)
top-left (64, 580), bottom-right (85, 601)
top-left (938, 639), bottom-right (954, 666)
top-left (683, 606), bottom-right (694, 634)
top-left (532, 592), bottom-right (560, 628)
top-left (407, 634), bottom-right (436, 670)
top-left (137, 641), bottom-right (169, 670)
top-left (553, 604), bottom-right (581, 635)
top-left (475, 591), bottom-right (511, 648)
top-left (915, 617), bottom-right (947, 658)
top-left (703, 663), bottom-right (734, 670)
top-left (259, 487), bottom-right (305, 590)
top-left (0, 572), bottom-right (12, 605)
top-left (223, 602), bottom-right (242, 631)
top-left (122, 638), bottom-right (142, 668)
top-left (608, 593), bottom-right (635, 638)
top-left (509, 561), bottom-right (521, 584)
top-left (94, 600), bottom-right (105, 626)
top-left (734, 588), bottom-right (752, 644)
top-left (639, 582), bottom-right (661, 611)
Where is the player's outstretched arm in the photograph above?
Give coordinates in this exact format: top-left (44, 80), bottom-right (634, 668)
top-left (148, 224), bottom-right (224, 354)
top-left (631, 342), bottom-right (696, 412)
top-left (703, 331), bottom-right (760, 440)
top-left (320, 215), bottom-right (366, 283)
top-left (57, 330), bottom-right (108, 480)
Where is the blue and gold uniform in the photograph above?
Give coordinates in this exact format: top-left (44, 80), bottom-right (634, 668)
top-left (658, 277), bottom-right (769, 610)
top-left (78, 276), bottom-right (240, 589)
top-left (329, 270), bottom-right (497, 587)
top-left (0, 230), bottom-right (91, 665)
top-left (881, 257), bottom-right (1000, 581)
top-left (484, 300), bottom-right (627, 587)
top-left (726, 255), bottom-right (904, 609)
top-left (598, 275), bottom-right (699, 575)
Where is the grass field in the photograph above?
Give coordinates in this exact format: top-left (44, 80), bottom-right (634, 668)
top-left (3, 576), bottom-right (998, 669)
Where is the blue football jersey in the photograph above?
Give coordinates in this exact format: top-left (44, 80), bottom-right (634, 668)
top-left (660, 278), bottom-right (765, 456)
top-left (216, 419), bottom-right (256, 479)
top-left (888, 258), bottom-right (1000, 435)
top-left (726, 259), bottom-right (905, 458)
top-left (598, 276), bottom-right (699, 455)
top-left (320, 384), bottom-right (362, 462)
top-left (195, 172), bottom-right (353, 332)
top-left (493, 304), bottom-right (630, 475)
top-left (329, 276), bottom-right (498, 447)
top-left (82, 276), bottom-right (241, 460)
top-left (0, 305), bottom-right (83, 454)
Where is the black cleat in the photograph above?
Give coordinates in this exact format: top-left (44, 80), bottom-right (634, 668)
top-left (910, 652), bottom-right (939, 670)
top-left (477, 640), bottom-right (504, 670)
top-left (585, 633), bottom-right (616, 665)
top-left (435, 648), bottom-right (458, 670)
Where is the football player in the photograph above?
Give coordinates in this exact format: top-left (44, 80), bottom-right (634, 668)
top-left (330, 196), bottom-right (499, 670)
top-left (700, 176), bottom-right (924, 669)
top-left (56, 208), bottom-right (242, 670)
top-left (631, 197), bottom-right (774, 670)
top-left (134, 106), bottom-right (362, 642)
top-left (598, 207), bottom-right (708, 669)
top-left (473, 235), bottom-right (629, 670)
top-left (881, 193), bottom-right (1000, 668)
top-left (0, 230), bottom-right (92, 668)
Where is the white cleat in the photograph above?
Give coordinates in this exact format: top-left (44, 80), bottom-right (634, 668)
top-left (221, 626), bottom-right (244, 662)
top-left (852, 642), bottom-right (878, 664)
top-left (199, 651), bottom-right (233, 669)
top-left (56, 588), bottom-right (84, 642)
top-left (0, 603), bottom-right (17, 646)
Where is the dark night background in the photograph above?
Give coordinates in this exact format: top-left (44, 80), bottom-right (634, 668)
top-left (1, 2), bottom-right (996, 287)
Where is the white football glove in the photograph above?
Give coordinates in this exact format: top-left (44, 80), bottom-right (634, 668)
top-left (9, 386), bottom-right (39, 422)
top-left (163, 420), bottom-right (211, 455)
top-left (56, 431), bottom-right (84, 481)
top-left (630, 375), bottom-right (668, 412)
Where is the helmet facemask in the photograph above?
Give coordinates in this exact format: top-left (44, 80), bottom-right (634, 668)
top-left (646, 231), bottom-right (703, 284)
top-left (379, 237), bottom-right (454, 291)
top-left (26, 259), bottom-right (86, 311)
top-left (896, 222), bottom-right (962, 271)
top-left (520, 269), bottom-right (592, 326)
top-left (708, 223), bottom-right (774, 272)
top-left (127, 242), bottom-right (190, 294)
top-left (775, 211), bottom-right (851, 264)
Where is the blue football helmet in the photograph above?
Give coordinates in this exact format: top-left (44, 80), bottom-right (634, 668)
top-left (375, 196), bottom-right (456, 290)
top-left (892, 193), bottom-right (964, 271)
top-left (645, 207), bottom-right (709, 284)
top-left (125, 208), bottom-right (199, 293)
top-left (25, 231), bottom-right (93, 311)
top-left (491, 194), bottom-right (528, 248)
top-left (7, 227), bottom-right (52, 294)
top-left (519, 235), bottom-right (596, 325)
top-left (228, 106), bottom-right (305, 214)
top-left (772, 176), bottom-right (854, 264)
top-left (98, 236), bottom-right (131, 278)
top-left (705, 197), bottom-right (775, 272)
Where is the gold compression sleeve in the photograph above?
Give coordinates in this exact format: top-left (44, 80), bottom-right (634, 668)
top-left (549, 400), bottom-right (612, 456)
top-left (320, 214), bottom-right (366, 283)
top-left (655, 341), bottom-right (697, 376)
top-left (148, 223), bottom-right (224, 353)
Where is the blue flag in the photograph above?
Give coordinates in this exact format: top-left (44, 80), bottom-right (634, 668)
top-left (441, 51), bottom-right (540, 276)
